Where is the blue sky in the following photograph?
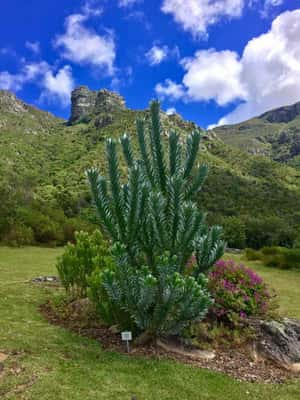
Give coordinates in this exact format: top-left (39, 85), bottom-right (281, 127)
top-left (0, 0), bottom-right (299, 128)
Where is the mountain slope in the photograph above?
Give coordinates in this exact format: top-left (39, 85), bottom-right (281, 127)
top-left (1, 88), bottom-right (300, 248)
top-left (213, 100), bottom-right (300, 167)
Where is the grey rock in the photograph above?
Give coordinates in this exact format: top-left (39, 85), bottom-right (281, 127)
top-left (69, 86), bottom-right (97, 124)
top-left (94, 89), bottom-right (126, 114)
top-left (253, 318), bottom-right (300, 372)
top-left (31, 276), bottom-right (60, 283)
top-left (69, 86), bottom-right (126, 124)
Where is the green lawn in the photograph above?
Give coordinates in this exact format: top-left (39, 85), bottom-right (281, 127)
top-left (0, 246), bottom-right (299, 400)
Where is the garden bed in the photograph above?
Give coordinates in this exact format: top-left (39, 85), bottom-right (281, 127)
top-left (40, 298), bottom-right (299, 384)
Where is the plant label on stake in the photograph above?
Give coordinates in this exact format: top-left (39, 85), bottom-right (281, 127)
top-left (121, 331), bottom-right (132, 352)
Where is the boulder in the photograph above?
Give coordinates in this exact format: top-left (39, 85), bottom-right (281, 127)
top-left (252, 318), bottom-right (300, 372)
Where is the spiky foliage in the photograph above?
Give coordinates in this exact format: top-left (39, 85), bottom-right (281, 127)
top-left (90, 243), bottom-right (212, 336)
top-left (87, 101), bottom-right (225, 274)
top-left (86, 101), bottom-right (225, 336)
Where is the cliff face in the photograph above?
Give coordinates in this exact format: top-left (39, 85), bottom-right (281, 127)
top-left (69, 86), bottom-right (97, 124)
top-left (69, 86), bottom-right (126, 124)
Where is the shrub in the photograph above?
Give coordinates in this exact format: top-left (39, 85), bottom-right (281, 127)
top-left (284, 248), bottom-right (300, 269)
top-left (244, 216), bottom-right (297, 249)
top-left (16, 208), bottom-right (64, 244)
top-left (208, 259), bottom-right (276, 325)
top-left (259, 246), bottom-right (300, 270)
top-left (62, 217), bottom-right (95, 243)
top-left (56, 230), bottom-right (113, 298)
top-left (3, 224), bottom-right (34, 247)
top-left (244, 248), bottom-right (261, 261)
top-left (89, 244), bottom-right (212, 336)
top-left (86, 101), bottom-right (225, 338)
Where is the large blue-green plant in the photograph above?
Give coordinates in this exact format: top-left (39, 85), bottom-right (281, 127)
top-left (86, 101), bottom-right (225, 337)
top-left (87, 101), bottom-right (225, 277)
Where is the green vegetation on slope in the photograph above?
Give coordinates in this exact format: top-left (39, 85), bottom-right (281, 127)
top-left (0, 246), bottom-right (299, 399)
top-left (213, 101), bottom-right (300, 164)
top-left (1, 90), bottom-right (300, 248)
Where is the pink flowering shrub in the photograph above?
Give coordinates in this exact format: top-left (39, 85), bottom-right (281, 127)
top-left (208, 259), bottom-right (276, 325)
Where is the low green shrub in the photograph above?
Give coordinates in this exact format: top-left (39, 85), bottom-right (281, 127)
top-left (62, 217), bottom-right (95, 243)
top-left (208, 259), bottom-right (276, 326)
top-left (244, 248), bottom-right (261, 261)
top-left (244, 216), bottom-right (298, 249)
top-left (183, 320), bottom-right (254, 350)
top-left (3, 224), bottom-right (34, 247)
top-left (56, 230), bottom-right (113, 298)
top-left (282, 248), bottom-right (300, 269)
top-left (259, 246), bottom-right (300, 270)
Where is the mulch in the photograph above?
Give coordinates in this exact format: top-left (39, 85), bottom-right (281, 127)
top-left (40, 300), bottom-right (300, 384)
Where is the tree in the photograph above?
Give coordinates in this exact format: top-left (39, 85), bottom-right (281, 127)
top-left (86, 101), bottom-right (225, 338)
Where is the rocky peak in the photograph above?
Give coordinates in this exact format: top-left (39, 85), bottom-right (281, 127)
top-left (0, 90), bottom-right (28, 114)
top-left (69, 86), bottom-right (126, 124)
top-left (95, 89), bottom-right (126, 114)
top-left (260, 101), bottom-right (300, 123)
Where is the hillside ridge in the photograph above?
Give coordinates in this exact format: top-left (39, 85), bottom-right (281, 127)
top-left (259, 100), bottom-right (300, 124)
top-left (1, 88), bottom-right (300, 248)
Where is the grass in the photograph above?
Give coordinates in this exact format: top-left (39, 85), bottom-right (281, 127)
top-left (0, 246), bottom-right (299, 399)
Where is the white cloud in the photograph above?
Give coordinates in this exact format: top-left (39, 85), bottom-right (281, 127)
top-left (0, 61), bottom-right (74, 107)
top-left (25, 41), bottom-right (40, 54)
top-left (0, 71), bottom-right (22, 91)
top-left (260, 0), bottom-right (284, 17)
top-left (54, 8), bottom-right (115, 75)
top-left (41, 65), bottom-right (75, 106)
top-left (181, 49), bottom-right (247, 105)
top-left (155, 79), bottom-right (185, 100)
top-left (0, 61), bottom-right (48, 92)
top-left (265, 0), bottom-right (283, 6)
top-left (156, 9), bottom-right (300, 126)
top-left (166, 107), bottom-right (176, 115)
top-left (161, 0), bottom-right (245, 37)
top-left (81, 0), bottom-right (103, 17)
top-left (118, 0), bottom-right (141, 7)
top-left (146, 44), bottom-right (179, 66)
top-left (219, 9), bottom-right (300, 125)
top-left (146, 45), bottom-right (169, 65)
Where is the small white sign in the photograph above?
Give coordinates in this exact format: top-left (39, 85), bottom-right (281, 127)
top-left (121, 331), bottom-right (132, 341)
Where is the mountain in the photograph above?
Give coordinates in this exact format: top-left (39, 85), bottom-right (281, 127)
top-left (213, 100), bottom-right (300, 168)
top-left (1, 88), bottom-right (300, 249)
